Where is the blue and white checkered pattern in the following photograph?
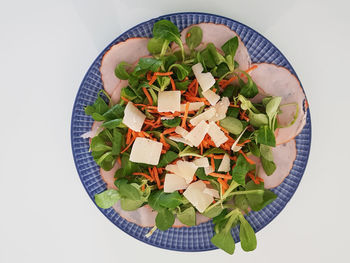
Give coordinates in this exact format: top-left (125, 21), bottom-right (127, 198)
top-left (70, 12), bottom-right (311, 252)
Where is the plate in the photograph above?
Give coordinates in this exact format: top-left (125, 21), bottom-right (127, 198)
top-left (71, 12), bottom-right (311, 252)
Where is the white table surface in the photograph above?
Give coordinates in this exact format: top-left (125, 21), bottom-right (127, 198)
top-left (1, 0), bottom-right (349, 262)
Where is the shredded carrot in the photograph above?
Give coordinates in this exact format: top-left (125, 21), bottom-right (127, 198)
top-left (126, 129), bottom-right (132, 145)
top-left (211, 157), bottom-right (215, 171)
top-left (239, 150), bottom-right (255, 165)
top-left (193, 79), bottom-right (199, 96)
top-left (209, 172), bottom-right (232, 179)
top-left (141, 184), bottom-right (145, 191)
top-left (188, 78), bottom-right (197, 89)
top-left (157, 168), bottom-right (164, 174)
top-left (117, 156), bottom-right (121, 166)
top-left (179, 189), bottom-right (184, 194)
top-left (142, 87), bottom-right (153, 105)
top-left (121, 136), bottom-right (135, 153)
top-left (146, 71), bottom-right (152, 81)
top-left (212, 88), bottom-right (217, 93)
top-left (133, 172), bottom-right (154, 182)
top-left (181, 102), bottom-right (190, 128)
top-left (207, 154), bottom-right (225, 159)
top-left (162, 127), bottom-right (176, 135)
top-left (218, 177), bottom-right (229, 189)
top-left (229, 104), bottom-right (240, 108)
top-left (220, 65), bottom-right (258, 88)
top-left (148, 167), bottom-right (154, 181)
top-left (237, 139), bottom-right (251, 146)
top-left (159, 185), bottom-right (164, 189)
top-left (153, 167), bottom-right (161, 189)
top-left (121, 97), bottom-right (129, 102)
top-left (200, 142), bottom-right (203, 155)
top-left (247, 172), bottom-right (261, 185)
top-left (160, 134), bottom-right (170, 150)
top-left (154, 72), bottom-right (173, 76)
top-left (192, 175), bottom-right (197, 182)
top-left (142, 124), bottom-right (151, 131)
top-left (202, 180), bottom-right (211, 185)
top-left (148, 75), bottom-right (157, 85)
top-left (169, 76), bottom-right (176, 91)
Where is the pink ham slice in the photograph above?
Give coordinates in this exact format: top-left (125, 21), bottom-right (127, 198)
top-left (110, 79), bottom-right (128, 105)
top-left (99, 162), bottom-right (120, 190)
top-left (99, 160), bottom-right (210, 227)
top-left (250, 140), bottom-right (297, 189)
top-left (100, 37), bottom-right (150, 96)
top-left (179, 23), bottom-right (251, 70)
top-left (81, 121), bottom-right (103, 139)
top-left (250, 63), bottom-right (307, 145)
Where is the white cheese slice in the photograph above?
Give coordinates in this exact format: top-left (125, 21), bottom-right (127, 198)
top-left (184, 120), bottom-right (209, 147)
top-left (192, 63), bottom-right (215, 92)
top-left (204, 166), bottom-right (214, 175)
top-left (168, 136), bottom-right (193, 147)
top-left (165, 164), bottom-right (181, 174)
top-left (209, 97), bottom-right (230, 122)
top-left (175, 126), bottom-right (189, 137)
top-left (163, 173), bottom-right (188, 193)
top-left (157, 91), bottom-right (181, 113)
top-left (190, 107), bottom-right (216, 126)
top-left (122, 102), bottom-right (146, 132)
top-left (177, 160), bottom-right (198, 184)
top-left (218, 154), bottom-right (231, 172)
top-left (203, 188), bottom-right (220, 198)
top-left (183, 180), bottom-right (214, 213)
top-left (202, 89), bottom-right (220, 106)
top-left (231, 126), bottom-right (248, 152)
top-left (193, 157), bottom-right (210, 168)
top-left (129, 137), bottom-right (162, 165)
top-left (207, 121), bottom-right (228, 147)
top-left (180, 102), bottom-right (204, 112)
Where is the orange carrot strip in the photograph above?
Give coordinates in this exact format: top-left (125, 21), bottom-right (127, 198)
top-left (121, 97), bottom-right (129, 102)
top-left (153, 167), bottom-right (161, 189)
top-left (142, 87), bottom-right (153, 105)
top-left (169, 76), bottom-right (176, 91)
top-left (148, 167), bottom-right (154, 181)
top-left (200, 143), bottom-right (203, 155)
top-left (148, 75), bottom-right (157, 85)
top-left (162, 127), bottom-right (176, 135)
top-left (211, 157), bottom-right (215, 171)
top-left (154, 72), bottom-right (173, 76)
top-left (188, 78), bottom-right (197, 89)
top-left (121, 136), bottom-right (135, 153)
top-left (141, 184), bottom-right (145, 191)
top-left (179, 189), bottom-right (183, 194)
top-left (193, 79), bottom-right (199, 96)
top-left (160, 134), bottom-right (170, 149)
top-left (202, 180), bottom-right (211, 185)
top-left (209, 172), bottom-right (232, 179)
top-left (126, 129), bottom-right (132, 145)
top-left (239, 150), bottom-right (255, 165)
top-left (218, 177), bottom-right (229, 190)
top-left (220, 65), bottom-right (258, 88)
top-left (132, 172), bottom-right (154, 182)
top-left (181, 102), bottom-right (190, 128)
top-left (229, 104), bottom-right (240, 108)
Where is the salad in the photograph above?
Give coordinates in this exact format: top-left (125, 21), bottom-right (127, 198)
top-left (81, 19), bottom-right (307, 254)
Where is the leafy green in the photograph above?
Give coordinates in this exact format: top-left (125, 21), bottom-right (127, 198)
top-left (211, 231), bottom-right (235, 255)
top-left (155, 208), bottom-right (175, 231)
top-left (177, 207), bottom-right (196, 226)
top-left (185, 26), bottom-right (203, 50)
top-left (138, 57), bottom-right (162, 72)
top-left (222, 37), bottom-right (239, 58)
top-left (94, 189), bottom-right (121, 209)
top-left (163, 55), bottom-right (178, 71)
top-left (90, 136), bottom-right (112, 152)
top-left (102, 104), bottom-right (124, 120)
top-left (248, 142), bottom-right (260, 157)
top-left (118, 183), bottom-right (141, 200)
top-left (85, 92), bottom-right (109, 119)
top-left (169, 64), bottom-right (190, 81)
top-left (234, 194), bottom-right (249, 213)
top-left (220, 117), bottom-right (243, 135)
top-left (161, 117), bottom-right (181, 127)
top-left (159, 191), bottom-right (182, 209)
top-left (121, 86), bottom-right (137, 101)
top-left (111, 129), bottom-right (123, 155)
top-left (147, 38), bottom-right (166, 54)
top-left (231, 154), bottom-right (255, 185)
top-left (114, 61), bottom-right (130, 80)
top-left (175, 80), bottom-right (190, 90)
top-left (203, 148), bottom-right (227, 156)
top-left (222, 85), bottom-right (239, 99)
top-left (102, 119), bottom-right (125, 129)
top-left (120, 198), bottom-right (143, 211)
top-left (239, 72), bottom-right (259, 98)
top-left (157, 151), bottom-right (178, 168)
top-left (121, 154), bottom-right (139, 176)
top-left (261, 156), bottom-right (276, 176)
top-left (179, 146), bottom-right (202, 158)
top-left (148, 190), bottom-right (163, 211)
top-left (245, 180), bottom-right (276, 211)
top-left (259, 145), bottom-right (273, 161)
top-left (256, 125), bottom-right (276, 147)
top-left (202, 206), bottom-right (224, 218)
top-left (153, 20), bottom-right (184, 60)
top-left (249, 112), bottom-right (268, 128)
top-left (238, 214), bottom-right (257, 252)
top-left (195, 167), bottom-right (208, 180)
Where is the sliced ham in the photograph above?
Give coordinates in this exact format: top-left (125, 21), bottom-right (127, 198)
top-left (250, 63), bottom-right (307, 145)
top-left (250, 140), bottom-right (297, 189)
top-left (99, 161), bottom-right (120, 190)
top-left (100, 37), bottom-right (150, 95)
top-left (179, 23), bottom-right (251, 70)
top-left (110, 79), bottom-right (128, 105)
top-left (112, 202), bottom-right (210, 228)
top-left (82, 121), bottom-right (103, 139)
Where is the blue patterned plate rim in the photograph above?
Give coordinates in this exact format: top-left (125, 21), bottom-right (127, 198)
top-left (71, 12), bottom-right (311, 252)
